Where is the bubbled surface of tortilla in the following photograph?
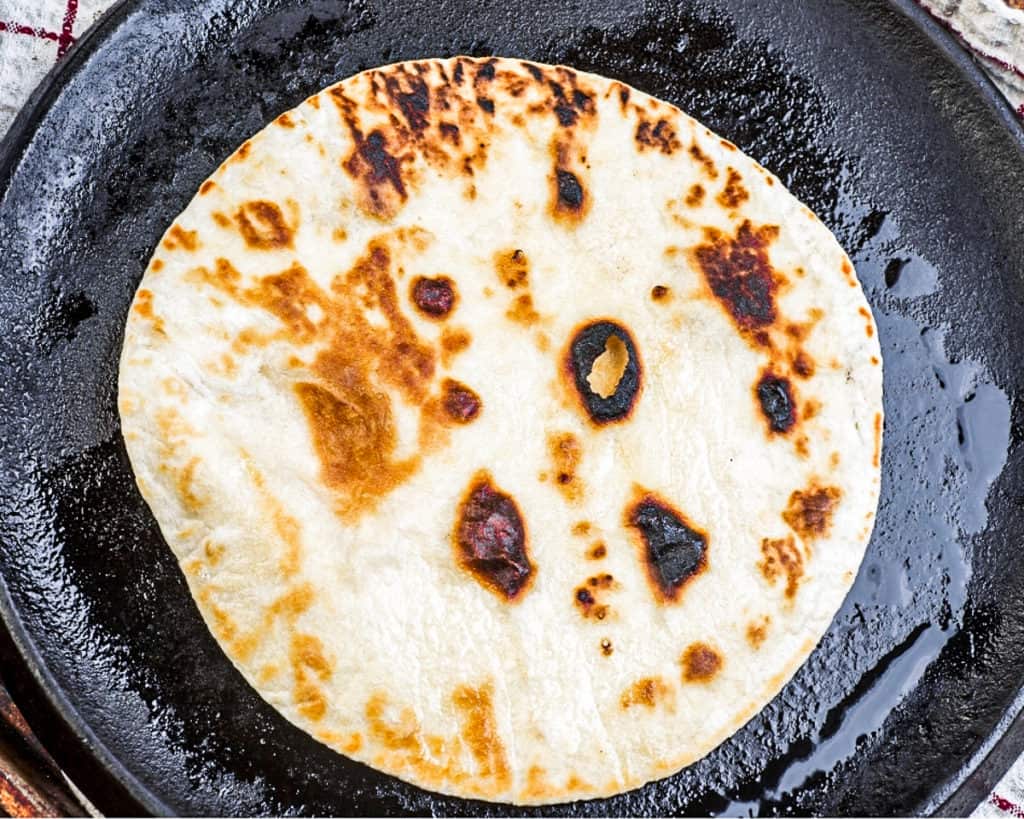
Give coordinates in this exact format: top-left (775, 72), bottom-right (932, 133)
top-left (118, 57), bottom-right (883, 805)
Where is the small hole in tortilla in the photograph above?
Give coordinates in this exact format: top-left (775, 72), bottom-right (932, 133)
top-left (587, 335), bottom-right (629, 398)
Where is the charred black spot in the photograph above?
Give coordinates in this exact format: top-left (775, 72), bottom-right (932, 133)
top-left (345, 128), bottom-right (405, 200)
top-left (477, 97), bottom-right (495, 114)
top-left (439, 122), bottom-right (460, 144)
top-left (572, 89), bottom-right (593, 112)
top-left (441, 379), bottom-right (481, 424)
top-left (523, 62), bottom-right (544, 81)
top-left (556, 170), bottom-right (584, 212)
top-left (476, 61), bottom-right (496, 81)
top-left (455, 474), bottom-right (533, 600)
top-left (757, 371), bottom-right (797, 433)
top-left (628, 495), bottom-right (708, 603)
top-left (567, 320), bottom-right (642, 425)
top-left (619, 87), bottom-right (630, 106)
top-left (384, 72), bottom-right (430, 132)
top-left (411, 275), bottom-right (456, 318)
top-left (453, 61), bottom-right (465, 84)
top-left (555, 102), bottom-right (578, 127)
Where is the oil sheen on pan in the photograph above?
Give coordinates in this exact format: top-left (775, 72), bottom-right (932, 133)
top-left (118, 57), bottom-right (882, 805)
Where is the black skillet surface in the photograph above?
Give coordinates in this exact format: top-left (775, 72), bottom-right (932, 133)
top-left (1, 0), bottom-right (1023, 815)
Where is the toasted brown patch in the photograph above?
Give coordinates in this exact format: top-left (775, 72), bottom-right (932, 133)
top-left (549, 138), bottom-right (590, 226)
top-left (587, 542), bottom-right (607, 560)
top-left (494, 248), bottom-right (529, 289)
top-left (692, 220), bottom-right (782, 337)
top-left (635, 118), bottom-right (681, 154)
top-left (760, 535), bottom-right (804, 599)
top-left (163, 224), bottom-right (198, 252)
top-left (651, 285), bottom-right (671, 302)
top-left (689, 142), bottom-right (719, 178)
top-left (132, 289), bottom-right (166, 335)
top-left (620, 677), bottom-right (674, 709)
top-left (454, 471), bottom-right (534, 601)
top-left (452, 683), bottom-right (510, 788)
top-left (783, 482), bottom-right (842, 541)
top-left (151, 258), bottom-right (164, 272)
top-left (830, 451), bottom-right (841, 468)
top-left (841, 259), bottom-right (857, 287)
top-left (199, 180), bottom-right (216, 195)
top-left (366, 692), bottom-right (420, 752)
top-left (792, 350), bottom-right (816, 379)
top-left (746, 617), bottom-right (769, 649)
top-left (803, 398), bottom-right (821, 420)
top-left (600, 638), bottom-right (613, 656)
top-left (276, 112), bottom-right (295, 127)
top-left (572, 521), bottom-right (592, 536)
top-left (681, 642), bottom-right (722, 682)
top-left (235, 200), bottom-right (295, 249)
top-left (548, 432), bottom-right (583, 502)
top-left (716, 167), bottom-right (749, 209)
top-left (507, 294), bottom-right (540, 325)
top-left (440, 327), bottom-right (471, 366)
top-left (290, 633), bottom-right (332, 721)
top-left (332, 227), bottom-right (348, 242)
top-left (341, 126), bottom-right (411, 220)
top-left (873, 412), bottom-right (883, 467)
top-left (212, 211), bottom-right (231, 228)
top-left (203, 540), bottom-right (226, 566)
top-left (685, 183), bottom-right (705, 207)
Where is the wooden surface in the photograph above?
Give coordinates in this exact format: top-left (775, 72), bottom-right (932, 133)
top-left (0, 678), bottom-right (87, 818)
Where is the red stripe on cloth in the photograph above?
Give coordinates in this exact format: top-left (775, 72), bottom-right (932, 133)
top-left (991, 793), bottom-right (1024, 818)
top-left (0, 20), bottom-right (60, 41)
top-left (56, 0), bottom-right (78, 58)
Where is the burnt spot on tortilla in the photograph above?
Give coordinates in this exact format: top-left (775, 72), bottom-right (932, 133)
top-left (587, 542), bottom-right (607, 560)
top-left (163, 224), bottom-right (198, 252)
top-left (681, 642), bottom-right (722, 683)
top-left (276, 112), bottom-right (295, 128)
top-left (600, 638), bottom-right (613, 656)
top-left (716, 167), bottom-right (749, 209)
top-left (477, 97), bottom-right (495, 114)
top-left (651, 285), bottom-right (671, 302)
top-left (382, 68), bottom-right (431, 132)
top-left (626, 490), bottom-right (708, 604)
top-left (635, 118), bottom-right (680, 154)
top-left (454, 471), bottom-right (533, 601)
top-left (685, 184), bottom-right (705, 207)
top-left (411, 275), bottom-right (457, 318)
top-left (199, 180), bottom-right (216, 195)
top-left (441, 379), bottom-right (481, 424)
top-left (565, 320), bottom-right (642, 425)
top-left (548, 432), bottom-right (583, 502)
top-left (494, 249), bottom-right (529, 289)
top-left (783, 482), bottom-right (842, 541)
top-left (237, 140), bottom-right (252, 160)
top-left (689, 142), bottom-right (719, 178)
top-left (760, 535), bottom-right (804, 599)
top-left (620, 677), bottom-right (673, 710)
top-left (574, 574), bottom-right (614, 620)
top-left (439, 122), bottom-right (460, 144)
top-left (792, 350), bottom-right (816, 379)
top-left (555, 169), bottom-right (584, 215)
top-left (746, 618), bottom-right (769, 649)
top-left (342, 128), bottom-right (408, 219)
top-left (692, 220), bottom-right (782, 336)
top-left (756, 370), bottom-right (797, 434)
top-left (235, 201), bottom-right (294, 250)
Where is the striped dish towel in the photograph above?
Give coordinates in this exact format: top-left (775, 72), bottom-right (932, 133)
top-left (1, 0), bottom-right (1023, 817)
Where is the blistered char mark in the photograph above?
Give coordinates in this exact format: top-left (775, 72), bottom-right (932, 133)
top-left (783, 482), bottom-right (842, 541)
top-left (342, 128), bottom-right (409, 219)
top-left (692, 220), bottom-right (782, 336)
top-left (759, 535), bottom-right (805, 599)
top-left (454, 471), bottom-right (534, 601)
top-left (716, 167), bottom-right (749, 209)
top-left (565, 320), bottom-right (642, 425)
top-left (411, 275), bottom-right (457, 318)
top-left (574, 572), bottom-right (614, 620)
top-left (756, 369), bottom-right (797, 434)
top-left (626, 489), bottom-right (708, 604)
top-left (635, 118), bottom-right (680, 154)
top-left (441, 379), bottom-right (481, 424)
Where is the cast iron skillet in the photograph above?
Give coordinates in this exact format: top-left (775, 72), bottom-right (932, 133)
top-left (1, 0), bottom-right (1023, 815)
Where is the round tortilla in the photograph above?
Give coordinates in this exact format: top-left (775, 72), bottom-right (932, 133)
top-left (118, 57), bottom-right (883, 805)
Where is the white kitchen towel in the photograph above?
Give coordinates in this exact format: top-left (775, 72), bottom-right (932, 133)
top-left (1, 1), bottom-right (1023, 816)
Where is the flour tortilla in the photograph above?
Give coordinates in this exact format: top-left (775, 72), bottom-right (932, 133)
top-left (118, 57), bottom-right (883, 805)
